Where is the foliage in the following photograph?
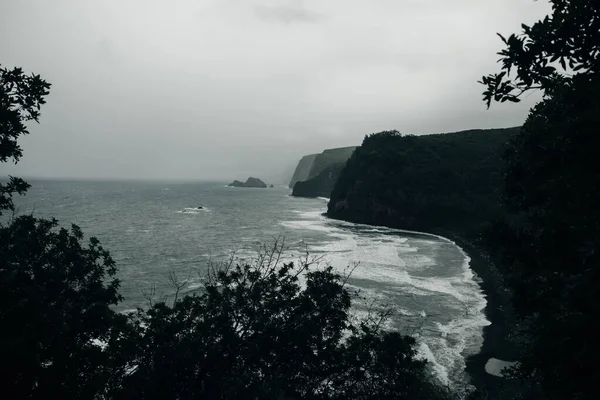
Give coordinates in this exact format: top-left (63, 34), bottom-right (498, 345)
top-left (482, 1), bottom-right (600, 399)
top-left (480, 0), bottom-right (600, 107)
top-left (485, 75), bottom-right (600, 400)
top-left (0, 64), bottom-right (51, 216)
top-left (0, 215), bottom-right (129, 399)
top-left (327, 127), bottom-right (519, 237)
top-left (0, 219), bottom-right (451, 399)
top-left (117, 243), bottom-right (448, 400)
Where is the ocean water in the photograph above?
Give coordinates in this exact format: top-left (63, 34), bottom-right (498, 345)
top-left (11, 179), bottom-right (489, 394)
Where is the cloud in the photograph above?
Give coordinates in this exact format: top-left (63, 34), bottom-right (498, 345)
top-left (0, 0), bottom-right (551, 181)
top-left (253, 1), bottom-right (321, 24)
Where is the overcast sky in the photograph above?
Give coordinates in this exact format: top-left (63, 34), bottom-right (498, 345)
top-left (1, 0), bottom-right (550, 182)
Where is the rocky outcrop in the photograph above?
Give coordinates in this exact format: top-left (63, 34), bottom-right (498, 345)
top-left (228, 177), bottom-right (268, 188)
top-left (291, 163), bottom-right (345, 198)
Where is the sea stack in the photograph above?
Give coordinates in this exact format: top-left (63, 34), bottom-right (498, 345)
top-left (227, 177), bottom-right (268, 188)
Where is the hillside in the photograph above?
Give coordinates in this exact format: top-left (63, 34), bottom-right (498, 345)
top-left (291, 163), bottom-right (345, 198)
top-left (327, 127), bottom-right (520, 236)
top-left (289, 147), bottom-right (356, 189)
top-left (289, 154), bottom-right (318, 188)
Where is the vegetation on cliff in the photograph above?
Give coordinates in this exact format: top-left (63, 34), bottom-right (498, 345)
top-left (327, 127), bottom-right (519, 237)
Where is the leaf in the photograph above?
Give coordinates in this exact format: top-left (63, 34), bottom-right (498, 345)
top-left (541, 66), bottom-right (556, 75)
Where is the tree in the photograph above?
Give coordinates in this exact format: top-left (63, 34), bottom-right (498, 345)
top-left (0, 216), bottom-right (131, 398)
top-left (480, 0), bottom-right (599, 108)
top-left (117, 243), bottom-right (449, 400)
top-left (0, 66), bottom-right (132, 398)
top-left (0, 64), bottom-right (51, 216)
top-left (482, 1), bottom-right (600, 399)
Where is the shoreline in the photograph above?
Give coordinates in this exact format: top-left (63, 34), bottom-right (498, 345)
top-left (437, 233), bottom-right (517, 395)
top-left (323, 213), bottom-right (517, 394)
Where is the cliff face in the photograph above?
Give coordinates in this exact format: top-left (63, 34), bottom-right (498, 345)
top-left (307, 147), bottom-right (356, 181)
top-left (291, 163), bottom-right (345, 198)
top-left (289, 154), bottom-right (318, 189)
top-left (327, 127), bottom-right (520, 236)
top-left (289, 146), bottom-right (357, 197)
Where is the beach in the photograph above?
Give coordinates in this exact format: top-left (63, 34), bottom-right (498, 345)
top-left (448, 235), bottom-right (519, 395)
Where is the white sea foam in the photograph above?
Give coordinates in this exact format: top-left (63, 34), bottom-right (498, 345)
top-left (177, 207), bottom-right (211, 214)
top-left (187, 282), bottom-right (203, 290)
top-left (280, 207), bottom-right (490, 392)
top-left (417, 341), bottom-right (450, 386)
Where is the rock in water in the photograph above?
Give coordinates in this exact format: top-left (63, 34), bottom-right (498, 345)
top-left (227, 177), bottom-right (268, 188)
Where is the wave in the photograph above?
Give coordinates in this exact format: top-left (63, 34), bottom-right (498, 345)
top-left (177, 207), bottom-right (211, 214)
top-left (280, 207), bottom-right (489, 392)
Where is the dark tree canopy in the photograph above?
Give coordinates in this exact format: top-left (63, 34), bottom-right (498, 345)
top-left (480, 0), bottom-right (600, 107)
top-left (0, 216), bottom-right (129, 399)
top-left (482, 1), bottom-right (600, 399)
top-left (117, 245), bottom-right (449, 400)
top-left (0, 64), bottom-right (51, 216)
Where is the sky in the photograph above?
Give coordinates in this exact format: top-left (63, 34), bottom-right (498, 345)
top-left (1, 0), bottom-right (551, 182)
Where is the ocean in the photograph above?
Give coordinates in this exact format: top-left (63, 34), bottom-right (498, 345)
top-left (11, 179), bottom-right (489, 394)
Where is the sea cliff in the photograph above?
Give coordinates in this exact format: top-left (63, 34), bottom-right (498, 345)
top-left (326, 128), bottom-right (519, 236)
top-left (289, 146), bottom-right (356, 197)
top-left (324, 127), bottom-right (523, 396)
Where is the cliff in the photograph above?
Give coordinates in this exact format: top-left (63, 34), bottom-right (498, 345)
top-left (289, 147), bottom-right (357, 189)
top-left (288, 154), bottom-right (318, 189)
top-left (291, 163), bottom-right (345, 198)
top-left (228, 177), bottom-right (268, 188)
top-left (306, 147), bottom-right (356, 181)
top-left (327, 127), bottom-right (520, 236)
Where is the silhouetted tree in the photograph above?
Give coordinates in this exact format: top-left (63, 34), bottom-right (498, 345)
top-left (0, 216), bottom-right (131, 398)
top-left (0, 65), bottom-right (131, 398)
top-left (482, 1), bottom-right (600, 399)
top-left (118, 243), bottom-right (448, 400)
top-left (0, 64), bottom-right (50, 216)
top-left (480, 0), bottom-right (599, 108)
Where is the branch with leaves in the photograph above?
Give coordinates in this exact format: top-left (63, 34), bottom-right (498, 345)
top-left (480, 0), bottom-right (600, 107)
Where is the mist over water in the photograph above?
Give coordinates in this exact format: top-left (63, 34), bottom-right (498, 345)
top-left (13, 179), bottom-right (489, 393)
